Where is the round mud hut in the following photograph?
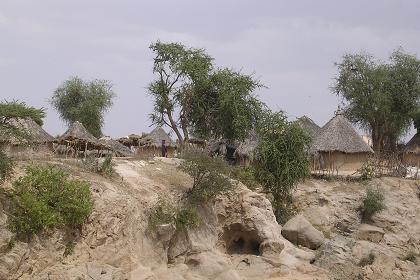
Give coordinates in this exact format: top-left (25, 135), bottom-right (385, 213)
top-left (99, 136), bottom-right (134, 157)
top-left (403, 133), bottom-right (420, 166)
top-left (295, 116), bottom-right (321, 140)
top-left (234, 132), bottom-right (259, 166)
top-left (138, 127), bottom-right (176, 157)
top-left (311, 114), bottom-right (374, 172)
top-left (0, 118), bottom-right (54, 158)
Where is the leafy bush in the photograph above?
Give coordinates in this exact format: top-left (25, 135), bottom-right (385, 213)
top-left (0, 151), bottom-right (14, 184)
top-left (9, 165), bottom-right (93, 237)
top-left (179, 152), bottom-right (233, 204)
top-left (358, 162), bottom-right (376, 180)
top-left (253, 111), bottom-right (310, 224)
top-left (358, 252), bottom-right (375, 267)
top-left (99, 155), bottom-right (114, 177)
top-left (82, 155), bottom-right (114, 177)
top-left (361, 187), bottom-right (386, 221)
top-left (229, 166), bottom-right (259, 190)
top-left (148, 199), bottom-right (199, 231)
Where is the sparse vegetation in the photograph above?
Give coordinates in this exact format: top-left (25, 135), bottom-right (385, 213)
top-left (229, 166), bottom-right (259, 190)
top-left (179, 151), bottom-right (233, 204)
top-left (360, 187), bottom-right (386, 221)
top-left (358, 162), bottom-right (376, 180)
top-left (9, 165), bottom-right (93, 237)
top-left (403, 250), bottom-right (418, 263)
top-left (63, 241), bottom-right (75, 257)
top-left (81, 155), bottom-right (115, 177)
top-left (358, 252), bottom-right (375, 267)
top-left (99, 155), bottom-right (115, 177)
top-left (0, 151), bottom-right (14, 184)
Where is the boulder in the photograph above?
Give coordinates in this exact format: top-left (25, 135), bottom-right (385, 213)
top-left (281, 215), bottom-right (325, 249)
top-left (356, 224), bottom-right (385, 243)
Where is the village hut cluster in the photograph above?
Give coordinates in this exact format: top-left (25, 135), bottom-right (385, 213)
top-left (3, 112), bottom-right (420, 176)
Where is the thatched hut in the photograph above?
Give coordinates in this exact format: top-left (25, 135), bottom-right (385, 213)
top-left (99, 136), bottom-right (134, 157)
top-left (403, 133), bottom-right (420, 166)
top-left (295, 116), bottom-right (321, 140)
top-left (137, 127), bottom-right (176, 157)
top-left (0, 118), bottom-right (54, 158)
top-left (54, 121), bottom-right (106, 157)
top-left (312, 114), bottom-right (374, 172)
top-left (234, 132), bottom-right (258, 166)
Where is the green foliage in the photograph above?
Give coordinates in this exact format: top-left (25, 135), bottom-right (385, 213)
top-left (148, 199), bottom-right (199, 231)
top-left (9, 165), bottom-right (93, 237)
top-left (99, 155), bottom-right (114, 177)
top-left (361, 187), bottom-right (386, 221)
top-left (50, 77), bottom-right (115, 137)
top-left (333, 48), bottom-right (420, 153)
top-left (179, 151), bottom-right (233, 204)
top-left (0, 151), bottom-right (14, 184)
top-left (358, 252), bottom-right (375, 267)
top-left (148, 41), bottom-right (264, 144)
top-left (0, 100), bottom-right (46, 143)
top-left (63, 241), bottom-right (75, 257)
top-left (253, 110), bottom-right (310, 223)
top-left (229, 166), bottom-right (259, 190)
top-left (185, 69), bottom-right (265, 142)
top-left (358, 162), bottom-right (376, 180)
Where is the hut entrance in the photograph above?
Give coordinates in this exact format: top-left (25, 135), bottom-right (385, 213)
top-left (224, 224), bottom-right (261, 255)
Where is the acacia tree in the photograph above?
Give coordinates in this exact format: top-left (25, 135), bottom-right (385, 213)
top-left (50, 77), bottom-right (115, 138)
top-left (253, 110), bottom-right (310, 223)
top-left (333, 49), bottom-right (420, 153)
top-left (0, 101), bottom-right (46, 183)
top-left (148, 41), bottom-right (263, 145)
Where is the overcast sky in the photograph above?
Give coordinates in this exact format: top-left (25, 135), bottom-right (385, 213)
top-left (1, 0), bottom-right (420, 139)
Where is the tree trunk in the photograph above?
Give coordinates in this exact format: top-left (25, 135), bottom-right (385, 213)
top-left (166, 111), bottom-right (184, 145)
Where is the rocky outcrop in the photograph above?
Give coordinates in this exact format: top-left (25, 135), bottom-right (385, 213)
top-left (281, 215), bottom-right (325, 249)
top-left (356, 224), bottom-right (385, 243)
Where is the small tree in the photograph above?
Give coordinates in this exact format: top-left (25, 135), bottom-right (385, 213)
top-left (253, 110), bottom-right (310, 223)
top-left (50, 77), bottom-right (115, 138)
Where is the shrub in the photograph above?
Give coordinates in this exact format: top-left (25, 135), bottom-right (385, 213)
top-left (358, 162), bottom-right (375, 180)
top-left (148, 199), bottom-right (199, 231)
top-left (179, 152), bottom-right (233, 204)
top-left (99, 155), bottom-right (114, 177)
top-left (9, 165), bottom-right (93, 237)
top-left (229, 166), bottom-right (259, 190)
top-left (358, 252), bottom-right (375, 267)
top-left (0, 151), bottom-right (14, 184)
top-left (360, 187), bottom-right (386, 221)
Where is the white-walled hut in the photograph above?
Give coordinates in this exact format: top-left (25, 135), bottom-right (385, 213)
top-left (403, 133), bottom-right (420, 166)
top-left (138, 127), bottom-right (176, 157)
top-left (53, 121), bottom-right (106, 157)
top-left (0, 118), bottom-right (54, 158)
top-left (311, 114), bottom-right (374, 172)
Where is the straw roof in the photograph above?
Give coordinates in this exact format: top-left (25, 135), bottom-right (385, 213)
top-left (295, 116), bottom-right (321, 139)
top-left (234, 131), bottom-right (259, 160)
top-left (140, 127), bottom-right (175, 148)
top-left (405, 133), bottom-right (420, 154)
top-left (55, 121), bottom-right (105, 150)
top-left (312, 114), bottom-right (374, 154)
top-left (0, 118), bottom-right (53, 145)
top-left (99, 137), bottom-right (133, 157)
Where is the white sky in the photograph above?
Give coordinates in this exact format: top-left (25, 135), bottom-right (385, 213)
top-left (1, 0), bottom-right (419, 140)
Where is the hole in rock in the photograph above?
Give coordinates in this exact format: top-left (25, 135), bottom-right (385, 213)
top-left (224, 224), bottom-right (262, 255)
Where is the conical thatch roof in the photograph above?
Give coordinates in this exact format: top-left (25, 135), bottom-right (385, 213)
top-left (312, 114), bottom-right (373, 154)
top-left (55, 121), bottom-right (105, 150)
top-left (140, 127), bottom-right (175, 148)
top-left (0, 118), bottom-right (53, 145)
top-left (234, 131), bottom-right (259, 160)
top-left (99, 137), bottom-right (133, 157)
top-left (405, 133), bottom-right (420, 154)
top-left (295, 116), bottom-right (321, 139)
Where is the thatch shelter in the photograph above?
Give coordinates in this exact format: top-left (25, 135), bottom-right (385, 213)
top-left (0, 118), bottom-right (54, 158)
top-left (295, 116), bottom-right (321, 140)
top-left (137, 127), bottom-right (176, 157)
top-left (234, 132), bottom-right (258, 166)
top-left (312, 114), bottom-right (374, 172)
top-left (403, 133), bottom-right (420, 166)
top-left (99, 136), bottom-right (133, 157)
top-left (54, 121), bottom-right (106, 157)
